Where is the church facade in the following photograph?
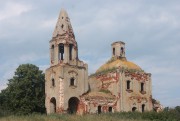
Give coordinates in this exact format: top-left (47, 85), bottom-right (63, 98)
top-left (45, 9), bottom-right (153, 114)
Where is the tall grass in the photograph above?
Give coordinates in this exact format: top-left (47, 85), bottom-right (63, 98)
top-left (0, 110), bottom-right (179, 121)
top-left (0, 113), bottom-right (149, 121)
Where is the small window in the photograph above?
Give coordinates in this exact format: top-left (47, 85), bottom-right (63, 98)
top-left (70, 78), bottom-right (75, 86)
top-left (52, 78), bottom-right (55, 87)
top-left (113, 48), bottom-right (115, 55)
top-left (61, 24), bottom-right (64, 29)
top-left (127, 80), bottom-right (131, 90)
top-left (141, 83), bottom-right (144, 92)
top-left (121, 47), bottom-right (124, 52)
top-left (108, 107), bottom-right (112, 112)
top-left (51, 45), bottom-right (55, 62)
top-left (132, 107), bottom-right (137, 112)
top-left (142, 104), bottom-right (145, 112)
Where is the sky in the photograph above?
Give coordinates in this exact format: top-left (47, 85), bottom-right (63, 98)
top-left (0, 0), bottom-right (180, 107)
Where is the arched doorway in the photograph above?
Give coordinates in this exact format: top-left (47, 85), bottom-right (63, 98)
top-left (132, 107), bottom-right (137, 112)
top-left (50, 97), bottom-right (56, 113)
top-left (108, 107), bottom-right (112, 113)
top-left (68, 97), bottom-right (79, 114)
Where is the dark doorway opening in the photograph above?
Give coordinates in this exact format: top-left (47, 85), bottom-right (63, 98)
top-left (132, 107), bottom-right (137, 112)
top-left (108, 107), bottom-right (112, 112)
top-left (68, 97), bottom-right (79, 114)
top-left (50, 97), bottom-right (56, 113)
top-left (142, 104), bottom-right (145, 112)
top-left (98, 106), bottom-right (101, 114)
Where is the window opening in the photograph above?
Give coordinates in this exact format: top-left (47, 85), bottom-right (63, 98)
top-left (59, 43), bottom-right (64, 60)
top-left (121, 47), bottom-right (124, 53)
top-left (113, 48), bottom-right (115, 55)
top-left (52, 78), bottom-right (55, 87)
top-left (132, 107), bottom-right (137, 112)
top-left (141, 83), bottom-right (144, 92)
top-left (69, 44), bottom-right (73, 60)
top-left (70, 78), bottom-right (75, 86)
top-left (51, 45), bottom-right (55, 62)
top-left (61, 24), bottom-right (64, 29)
top-left (127, 80), bottom-right (130, 90)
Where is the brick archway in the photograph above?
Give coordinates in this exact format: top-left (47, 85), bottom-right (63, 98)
top-left (68, 97), bottom-right (79, 114)
top-left (50, 97), bottom-right (56, 113)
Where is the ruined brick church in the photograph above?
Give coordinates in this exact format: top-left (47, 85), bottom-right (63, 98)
top-left (45, 9), bottom-right (153, 114)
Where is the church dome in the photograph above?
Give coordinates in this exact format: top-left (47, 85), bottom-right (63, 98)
top-left (96, 58), bottom-right (142, 73)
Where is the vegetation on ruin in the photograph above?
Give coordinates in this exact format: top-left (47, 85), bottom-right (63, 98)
top-left (89, 66), bottom-right (144, 78)
top-left (0, 64), bottom-right (45, 115)
top-left (99, 89), bottom-right (111, 94)
top-left (0, 107), bottom-right (180, 121)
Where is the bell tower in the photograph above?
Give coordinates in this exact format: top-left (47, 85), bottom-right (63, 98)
top-left (45, 9), bottom-right (88, 114)
top-left (50, 9), bottom-right (78, 66)
top-left (111, 41), bottom-right (126, 59)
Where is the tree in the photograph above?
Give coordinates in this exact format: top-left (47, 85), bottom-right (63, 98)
top-left (0, 64), bottom-right (45, 115)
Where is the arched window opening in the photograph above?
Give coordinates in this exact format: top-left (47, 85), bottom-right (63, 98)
top-left (127, 80), bottom-right (131, 90)
top-left (121, 47), bottom-right (124, 53)
top-left (51, 45), bottom-right (54, 62)
top-left (132, 107), bottom-right (137, 112)
top-left (141, 83), bottom-right (144, 92)
top-left (142, 104), bottom-right (145, 112)
top-left (98, 106), bottom-right (101, 114)
top-left (61, 24), bottom-right (64, 29)
top-left (70, 78), bottom-right (75, 86)
top-left (69, 44), bottom-right (73, 60)
top-left (59, 43), bottom-right (64, 61)
top-left (108, 107), bottom-right (112, 113)
top-left (113, 48), bottom-right (115, 55)
top-left (52, 78), bottom-right (55, 87)
top-left (50, 97), bottom-right (56, 113)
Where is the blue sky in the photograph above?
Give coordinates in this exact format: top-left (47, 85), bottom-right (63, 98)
top-left (0, 0), bottom-right (180, 107)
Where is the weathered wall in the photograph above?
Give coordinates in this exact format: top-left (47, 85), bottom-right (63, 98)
top-left (45, 61), bottom-right (88, 114)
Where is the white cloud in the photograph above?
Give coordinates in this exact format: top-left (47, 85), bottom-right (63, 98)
top-left (41, 18), bottom-right (56, 28)
top-left (0, 2), bottom-right (32, 21)
top-left (0, 85), bottom-right (7, 92)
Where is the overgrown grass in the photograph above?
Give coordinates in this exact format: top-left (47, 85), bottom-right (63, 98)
top-left (0, 113), bottom-right (148, 121)
top-left (0, 110), bottom-right (180, 121)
